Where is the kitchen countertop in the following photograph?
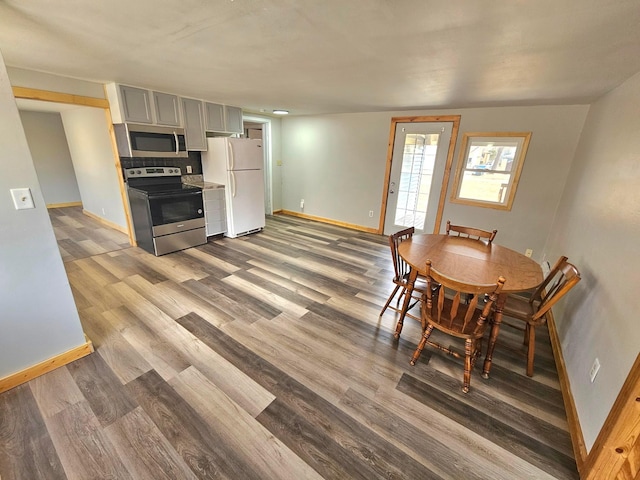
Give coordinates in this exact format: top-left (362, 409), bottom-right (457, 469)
top-left (182, 175), bottom-right (224, 190)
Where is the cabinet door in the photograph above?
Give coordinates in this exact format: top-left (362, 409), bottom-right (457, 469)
top-left (224, 106), bottom-right (243, 134)
top-left (181, 98), bottom-right (206, 151)
top-left (205, 102), bottom-right (225, 132)
top-left (153, 91), bottom-right (181, 126)
top-left (120, 85), bottom-right (153, 123)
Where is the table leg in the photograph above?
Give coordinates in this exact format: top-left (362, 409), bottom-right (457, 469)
top-left (482, 292), bottom-right (506, 379)
top-left (393, 268), bottom-right (418, 340)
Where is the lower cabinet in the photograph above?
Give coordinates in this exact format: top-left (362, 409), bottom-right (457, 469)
top-left (203, 187), bottom-right (227, 236)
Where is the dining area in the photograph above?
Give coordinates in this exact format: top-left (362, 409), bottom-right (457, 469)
top-left (379, 221), bottom-right (581, 394)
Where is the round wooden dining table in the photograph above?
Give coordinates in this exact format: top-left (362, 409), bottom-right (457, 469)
top-left (397, 234), bottom-right (543, 378)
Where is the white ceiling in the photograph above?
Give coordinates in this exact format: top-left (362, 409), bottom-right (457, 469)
top-left (2, 0), bottom-right (640, 116)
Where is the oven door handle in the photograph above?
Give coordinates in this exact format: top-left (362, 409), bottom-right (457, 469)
top-left (147, 191), bottom-right (203, 201)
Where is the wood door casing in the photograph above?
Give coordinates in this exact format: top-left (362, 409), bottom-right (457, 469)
top-left (379, 115), bottom-right (460, 235)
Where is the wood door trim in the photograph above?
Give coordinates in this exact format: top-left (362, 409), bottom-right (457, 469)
top-left (379, 115), bottom-right (461, 235)
top-left (583, 352), bottom-right (640, 479)
top-left (12, 86), bottom-right (135, 246)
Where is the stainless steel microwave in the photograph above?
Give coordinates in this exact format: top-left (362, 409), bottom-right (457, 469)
top-left (114, 123), bottom-right (188, 158)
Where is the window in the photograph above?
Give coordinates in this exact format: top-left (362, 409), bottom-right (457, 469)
top-left (450, 132), bottom-right (531, 210)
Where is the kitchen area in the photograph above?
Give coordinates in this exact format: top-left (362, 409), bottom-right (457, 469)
top-left (18, 79), bottom-right (271, 259)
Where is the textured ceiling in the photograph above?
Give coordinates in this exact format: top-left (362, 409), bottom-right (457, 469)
top-left (2, 0), bottom-right (640, 115)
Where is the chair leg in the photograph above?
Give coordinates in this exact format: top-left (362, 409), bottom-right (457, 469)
top-left (379, 285), bottom-right (402, 318)
top-left (526, 324), bottom-right (536, 377)
top-left (463, 338), bottom-right (473, 393)
top-left (523, 323), bottom-right (531, 346)
top-left (410, 324), bottom-right (434, 366)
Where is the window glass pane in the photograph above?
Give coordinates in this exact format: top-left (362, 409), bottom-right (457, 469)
top-left (394, 133), bottom-right (440, 228)
top-left (452, 133), bottom-right (531, 209)
top-left (458, 172), bottom-right (512, 202)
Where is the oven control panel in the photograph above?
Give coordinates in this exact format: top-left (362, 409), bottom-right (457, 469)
top-left (125, 167), bottom-right (182, 179)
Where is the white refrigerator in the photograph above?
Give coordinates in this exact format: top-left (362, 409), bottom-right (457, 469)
top-left (201, 137), bottom-right (265, 238)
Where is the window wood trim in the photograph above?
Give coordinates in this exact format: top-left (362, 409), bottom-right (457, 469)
top-left (450, 131), bottom-right (532, 211)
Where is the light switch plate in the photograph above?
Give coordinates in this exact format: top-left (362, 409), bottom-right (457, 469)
top-left (10, 188), bottom-right (35, 210)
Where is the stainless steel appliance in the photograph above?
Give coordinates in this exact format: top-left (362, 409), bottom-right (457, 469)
top-left (125, 167), bottom-right (206, 256)
top-left (115, 124), bottom-right (188, 158)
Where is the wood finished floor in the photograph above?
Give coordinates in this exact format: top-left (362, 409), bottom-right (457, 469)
top-left (0, 207), bottom-right (579, 479)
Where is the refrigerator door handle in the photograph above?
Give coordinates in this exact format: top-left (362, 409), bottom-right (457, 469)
top-left (228, 141), bottom-right (234, 170)
top-left (230, 171), bottom-right (236, 197)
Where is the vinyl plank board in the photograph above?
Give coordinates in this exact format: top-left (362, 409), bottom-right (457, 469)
top-left (29, 365), bottom-right (85, 419)
top-left (103, 305), bottom-right (192, 380)
top-left (104, 250), bottom-right (170, 284)
top-left (197, 241), bottom-right (255, 268)
top-left (171, 313), bottom-right (276, 417)
top-left (277, 262), bottom-right (361, 297)
top-left (66, 267), bottom-right (123, 312)
top-left (243, 265), bottom-right (331, 303)
top-left (340, 387), bottom-right (525, 480)
top-left (222, 274), bottom-right (309, 318)
top-left (172, 316), bottom-right (440, 478)
top-left (0, 385), bottom-right (67, 480)
top-left (104, 407), bottom-right (199, 480)
top-left (45, 400), bottom-right (133, 480)
top-left (396, 373), bottom-right (579, 479)
top-left (198, 275), bottom-right (282, 320)
top-left (57, 238), bottom-right (92, 261)
top-left (127, 369), bottom-right (262, 480)
top-left (66, 352), bottom-right (137, 427)
top-left (372, 386), bottom-right (559, 480)
top-left (427, 354), bottom-right (570, 431)
top-left (170, 366), bottom-right (322, 480)
top-left (74, 257), bottom-right (121, 286)
top-left (124, 248), bottom-right (209, 283)
top-left (149, 279), bottom-right (236, 326)
top-left (183, 246), bottom-right (241, 274)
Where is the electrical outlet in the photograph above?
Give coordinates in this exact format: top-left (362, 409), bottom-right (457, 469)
top-left (590, 358), bottom-right (601, 383)
top-left (186, 165), bottom-right (193, 174)
top-left (102, 208), bottom-right (106, 215)
top-left (300, 199), bottom-right (304, 209)
top-left (525, 248), bottom-right (533, 258)
top-left (369, 210), bottom-right (374, 217)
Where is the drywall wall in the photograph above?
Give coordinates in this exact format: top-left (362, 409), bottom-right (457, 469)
top-left (7, 66), bottom-right (106, 98)
top-left (544, 71), bottom-right (640, 451)
top-left (19, 110), bottom-right (81, 206)
top-left (61, 108), bottom-right (126, 229)
top-left (281, 105), bottom-right (588, 256)
top-left (0, 50), bottom-right (86, 377)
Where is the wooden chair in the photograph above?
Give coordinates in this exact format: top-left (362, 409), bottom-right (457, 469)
top-left (410, 260), bottom-right (506, 393)
top-left (379, 227), bottom-right (427, 337)
top-left (446, 220), bottom-right (497, 243)
top-left (501, 256), bottom-right (581, 377)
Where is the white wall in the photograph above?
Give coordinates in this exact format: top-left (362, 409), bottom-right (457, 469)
top-left (0, 50), bottom-right (86, 378)
top-left (61, 108), bottom-right (127, 228)
top-left (281, 105), bottom-right (589, 256)
top-left (544, 71), bottom-right (640, 451)
top-left (7, 66), bottom-right (106, 98)
top-left (19, 110), bottom-right (82, 206)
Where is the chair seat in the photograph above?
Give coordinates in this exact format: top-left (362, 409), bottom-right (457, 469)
top-left (502, 295), bottom-right (535, 319)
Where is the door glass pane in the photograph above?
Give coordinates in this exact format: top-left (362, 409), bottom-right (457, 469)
top-left (394, 133), bottom-right (439, 229)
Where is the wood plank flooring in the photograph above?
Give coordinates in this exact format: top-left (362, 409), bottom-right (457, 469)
top-left (0, 207), bottom-right (580, 479)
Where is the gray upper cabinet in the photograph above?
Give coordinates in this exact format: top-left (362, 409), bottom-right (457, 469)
top-left (205, 102), bottom-right (225, 132)
top-left (181, 97), bottom-right (206, 151)
top-left (153, 91), bottom-right (181, 126)
top-left (224, 106), bottom-right (243, 134)
top-left (119, 85), bottom-right (153, 124)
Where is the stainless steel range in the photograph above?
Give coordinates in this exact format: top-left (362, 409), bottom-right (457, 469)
top-left (125, 167), bottom-right (206, 256)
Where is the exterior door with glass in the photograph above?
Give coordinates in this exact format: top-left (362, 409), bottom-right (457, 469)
top-left (383, 121), bottom-right (455, 235)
